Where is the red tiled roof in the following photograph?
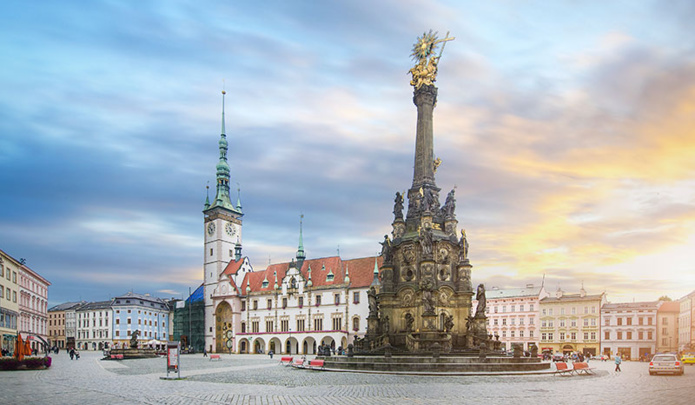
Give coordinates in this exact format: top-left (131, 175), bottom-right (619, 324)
top-left (343, 256), bottom-right (382, 288)
top-left (239, 255), bottom-right (381, 294)
top-left (222, 258), bottom-right (244, 276)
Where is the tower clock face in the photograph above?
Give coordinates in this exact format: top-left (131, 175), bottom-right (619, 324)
top-left (225, 222), bottom-right (236, 236)
top-left (207, 222), bottom-right (216, 235)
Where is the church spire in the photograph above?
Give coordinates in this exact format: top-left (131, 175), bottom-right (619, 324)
top-left (296, 214), bottom-right (306, 267)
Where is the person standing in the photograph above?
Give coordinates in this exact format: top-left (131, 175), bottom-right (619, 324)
top-left (614, 353), bottom-right (622, 372)
top-left (203, 347), bottom-right (207, 357)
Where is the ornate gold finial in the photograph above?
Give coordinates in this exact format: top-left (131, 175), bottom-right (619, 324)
top-left (433, 157), bottom-right (442, 173)
top-left (409, 30), bottom-right (455, 89)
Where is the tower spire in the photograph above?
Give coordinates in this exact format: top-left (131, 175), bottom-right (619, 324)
top-left (208, 89), bottom-right (235, 211)
top-left (296, 214), bottom-right (306, 266)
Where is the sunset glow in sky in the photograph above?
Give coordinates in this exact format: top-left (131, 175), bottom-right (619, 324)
top-left (1, 0), bottom-right (694, 305)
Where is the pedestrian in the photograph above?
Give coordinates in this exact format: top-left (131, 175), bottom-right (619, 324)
top-left (69, 348), bottom-right (75, 360)
top-left (614, 353), bottom-right (622, 372)
top-left (203, 347), bottom-right (208, 357)
top-left (269, 350), bottom-right (274, 359)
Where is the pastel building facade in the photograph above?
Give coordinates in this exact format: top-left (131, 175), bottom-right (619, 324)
top-left (18, 261), bottom-right (51, 352)
top-left (657, 301), bottom-right (680, 354)
top-left (112, 292), bottom-right (170, 348)
top-left (539, 288), bottom-right (604, 356)
top-left (479, 284), bottom-right (549, 351)
top-left (679, 291), bottom-right (695, 352)
top-left (47, 301), bottom-right (84, 349)
top-left (0, 250), bottom-right (21, 353)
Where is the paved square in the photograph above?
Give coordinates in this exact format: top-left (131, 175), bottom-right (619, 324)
top-left (1, 352), bottom-right (693, 404)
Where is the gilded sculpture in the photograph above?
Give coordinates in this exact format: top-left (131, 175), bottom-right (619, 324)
top-left (409, 30), bottom-right (455, 89)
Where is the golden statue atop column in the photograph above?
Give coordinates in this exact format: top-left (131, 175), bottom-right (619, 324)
top-left (409, 30), bottom-right (455, 89)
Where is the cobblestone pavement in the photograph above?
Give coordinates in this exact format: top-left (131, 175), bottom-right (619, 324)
top-left (2, 352), bottom-right (694, 404)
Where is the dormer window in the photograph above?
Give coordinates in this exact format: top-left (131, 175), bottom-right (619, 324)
top-left (326, 266), bottom-right (334, 282)
top-left (262, 277), bottom-right (269, 288)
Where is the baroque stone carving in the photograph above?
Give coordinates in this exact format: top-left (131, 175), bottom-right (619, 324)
top-left (404, 313), bottom-right (414, 332)
top-left (368, 286), bottom-right (379, 318)
top-left (399, 289), bottom-right (415, 306)
top-left (474, 284), bottom-right (486, 317)
top-left (380, 235), bottom-right (393, 263)
top-left (437, 264), bottom-right (451, 282)
top-left (458, 229), bottom-right (469, 262)
top-left (393, 192), bottom-right (404, 220)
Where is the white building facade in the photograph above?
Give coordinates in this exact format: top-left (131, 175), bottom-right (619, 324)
top-left (76, 301), bottom-right (112, 351)
top-left (236, 255), bottom-right (378, 355)
top-left (600, 301), bottom-right (659, 360)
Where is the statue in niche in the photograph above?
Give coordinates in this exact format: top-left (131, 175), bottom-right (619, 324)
top-left (458, 229), bottom-right (469, 262)
top-left (420, 187), bottom-right (437, 212)
top-left (368, 286), bottom-right (379, 318)
top-left (381, 315), bottom-right (390, 334)
top-left (442, 189), bottom-right (456, 218)
top-left (420, 226), bottom-right (433, 257)
top-left (393, 192), bottom-right (404, 220)
top-left (405, 313), bottom-right (414, 331)
top-left (380, 235), bottom-right (393, 262)
top-left (474, 284), bottom-right (486, 317)
top-left (420, 279), bottom-right (436, 314)
top-left (444, 315), bottom-right (454, 332)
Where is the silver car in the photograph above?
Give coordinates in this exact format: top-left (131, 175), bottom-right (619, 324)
top-left (649, 354), bottom-right (684, 376)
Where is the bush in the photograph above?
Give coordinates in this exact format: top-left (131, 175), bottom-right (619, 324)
top-left (0, 356), bottom-right (52, 371)
top-left (0, 358), bottom-right (20, 371)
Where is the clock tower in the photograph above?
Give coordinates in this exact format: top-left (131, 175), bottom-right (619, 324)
top-left (203, 90), bottom-right (243, 352)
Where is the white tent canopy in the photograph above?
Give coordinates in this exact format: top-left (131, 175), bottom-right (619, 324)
top-left (145, 339), bottom-right (166, 345)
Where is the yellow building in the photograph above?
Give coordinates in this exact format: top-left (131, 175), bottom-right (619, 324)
top-left (539, 288), bottom-right (605, 356)
top-left (0, 249), bottom-right (21, 354)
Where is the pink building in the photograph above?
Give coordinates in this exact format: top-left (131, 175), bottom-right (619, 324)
top-left (19, 263), bottom-right (51, 352)
top-left (474, 284), bottom-right (549, 351)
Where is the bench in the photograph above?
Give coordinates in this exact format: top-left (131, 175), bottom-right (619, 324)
top-left (279, 356), bottom-right (293, 366)
top-left (209, 354), bottom-right (221, 361)
top-left (110, 354), bottom-right (124, 360)
top-left (308, 359), bottom-right (325, 370)
top-left (571, 362), bottom-right (595, 375)
top-left (292, 358), bottom-right (306, 368)
top-left (554, 362), bottom-right (572, 375)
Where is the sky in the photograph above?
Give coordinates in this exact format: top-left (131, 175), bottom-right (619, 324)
top-left (1, 0), bottom-right (694, 307)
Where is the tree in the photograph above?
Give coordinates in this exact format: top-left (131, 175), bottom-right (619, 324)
top-left (658, 295), bottom-right (672, 301)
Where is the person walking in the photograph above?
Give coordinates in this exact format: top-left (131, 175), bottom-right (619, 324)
top-left (203, 347), bottom-right (208, 357)
top-left (614, 353), bottom-right (622, 372)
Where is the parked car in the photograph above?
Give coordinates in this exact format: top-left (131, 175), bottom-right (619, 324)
top-left (682, 353), bottom-right (695, 365)
top-left (649, 354), bottom-right (684, 376)
top-left (552, 353), bottom-right (564, 362)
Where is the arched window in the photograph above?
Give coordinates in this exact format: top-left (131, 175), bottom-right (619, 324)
top-left (352, 316), bottom-right (360, 331)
